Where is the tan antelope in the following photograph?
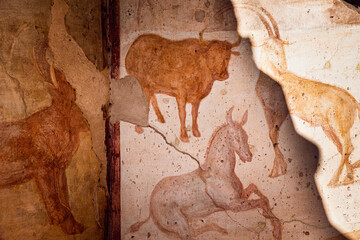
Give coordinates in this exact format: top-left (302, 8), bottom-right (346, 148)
top-left (128, 107), bottom-right (282, 240)
top-left (236, 3), bottom-right (360, 186)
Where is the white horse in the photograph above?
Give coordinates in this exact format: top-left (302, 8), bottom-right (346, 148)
top-left (129, 107), bottom-right (282, 239)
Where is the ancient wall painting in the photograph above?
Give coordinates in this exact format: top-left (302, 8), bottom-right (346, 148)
top-left (232, 0), bottom-right (360, 238)
top-left (0, 0), bottom-right (108, 239)
top-left (125, 32), bottom-right (241, 142)
top-left (128, 108), bottom-right (282, 239)
top-left (120, 0), bottom-right (344, 239)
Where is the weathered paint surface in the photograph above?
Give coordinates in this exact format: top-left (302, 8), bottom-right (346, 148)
top-left (232, 0), bottom-right (360, 238)
top-left (0, 0), bottom-right (109, 239)
top-left (119, 0), bottom-right (344, 239)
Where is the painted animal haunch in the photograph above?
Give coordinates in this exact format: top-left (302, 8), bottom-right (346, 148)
top-left (237, 3), bottom-right (360, 186)
top-left (129, 107), bottom-right (282, 240)
top-left (125, 32), bottom-right (241, 142)
top-left (256, 72), bottom-right (289, 177)
top-left (0, 40), bottom-right (88, 234)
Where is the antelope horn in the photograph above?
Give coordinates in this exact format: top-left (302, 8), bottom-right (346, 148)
top-left (226, 106), bottom-right (235, 127)
top-left (235, 4), bottom-right (275, 38)
top-left (231, 36), bottom-right (241, 48)
top-left (49, 59), bottom-right (59, 88)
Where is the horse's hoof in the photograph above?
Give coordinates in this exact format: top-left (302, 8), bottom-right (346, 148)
top-left (157, 116), bottom-right (165, 123)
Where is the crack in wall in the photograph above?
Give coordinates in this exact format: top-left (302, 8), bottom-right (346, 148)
top-left (147, 124), bottom-right (201, 168)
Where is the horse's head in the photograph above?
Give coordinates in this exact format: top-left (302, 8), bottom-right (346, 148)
top-left (226, 107), bottom-right (253, 163)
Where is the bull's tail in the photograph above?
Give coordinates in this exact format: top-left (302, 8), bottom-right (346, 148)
top-left (129, 214), bottom-right (151, 233)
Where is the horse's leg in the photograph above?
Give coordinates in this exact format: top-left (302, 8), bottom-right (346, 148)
top-left (177, 97), bottom-right (189, 142)
top-left (242, 183), bottom-right (282, 239)
top-left (189, 223), bottom-right (228, 237)
top-left (35, 168), bottom-right (83, 235)
top-left (191, 101), bottom-right (201, 137)
top-left (150, 94), bottom-right (165, 123)
top-left (55, 168), bottom-right (84, 234)
top-left (154, 207), bottom-right (193, 239)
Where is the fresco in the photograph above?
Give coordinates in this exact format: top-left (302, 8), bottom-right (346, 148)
top-left (0, 0), bottom-right (108, 239)
top-left (128, 108), bottom-right (281, 239)
top-left (234, 3), bottom-right (360, 187)
top-left (119, 0), bottom-right (344, 239)
top-left (232, 0), bottom-right (360, 238)
top-left (125, 32), bottom-right (240, 142)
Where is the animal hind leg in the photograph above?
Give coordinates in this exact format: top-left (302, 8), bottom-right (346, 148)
top-left (35, 169), bottom-right (84, 235)
top-left (242, 183), bottom-right (282, 239)
top-left (321, 125), bottom-right (347, 186)
top-left (268, 124), bottom-right (287, 177)
top-left (191, 101), bottom-right (201, 137)
top-left (151, 95), bottom-right (165, 123)
top-left (189, 223), bottom-right (228, 237)
top-left (342, 135), bottom-right (354, 185)
top-left (55, 168), bottom-right (84, 234)
top-left (177, 97), bottom-right (189, 142)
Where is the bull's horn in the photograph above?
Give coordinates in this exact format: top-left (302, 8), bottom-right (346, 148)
top-left (49, 59), bottom-right (59, 88)
top-left (226, 106), bottom-right (235, 127)
top-left (199, 28), bottom-right (206, 41)
top-left (231, 36), bottom-right (241, 48)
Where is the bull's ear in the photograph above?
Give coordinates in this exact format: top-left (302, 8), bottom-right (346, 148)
top-left (240, 110), bottom-right (248, 126)
top-left (231, 51), bottom-right (240, 56)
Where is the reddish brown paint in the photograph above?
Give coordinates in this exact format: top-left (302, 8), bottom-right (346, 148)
top-left (256, 72), bottom-right (289, 177)
top-left (0, 40), bottom-right (87, 235)
top-left (105, 106), bottom-right (121, 240)
top-left (129, 107), bottom-right (282, 240)
top-left (125, 32), bottom-right (241, 142)
top-left (109, 0), bottom-right (120, 79)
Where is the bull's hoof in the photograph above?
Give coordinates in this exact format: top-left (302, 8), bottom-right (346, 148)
top-left (180, 134), bottom-right (189, 143)
top-left (60, 212), bottom-right (84, 235)
top-left (192, 128), bottom-right (201, 138)
top-left (157, 115), bottom-right (165, 123)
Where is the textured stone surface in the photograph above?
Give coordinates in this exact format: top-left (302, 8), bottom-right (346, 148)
top-left (111, 76), bottom-right (149, 126)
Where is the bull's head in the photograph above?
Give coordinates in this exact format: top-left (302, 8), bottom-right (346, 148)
top-left (201, 36), bottom-right (241, 81)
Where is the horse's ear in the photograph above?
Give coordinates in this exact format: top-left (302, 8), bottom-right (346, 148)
top-left (226, 106), bottom-right (235, 127)
top-left (240, 110), bottom-right (248, 126)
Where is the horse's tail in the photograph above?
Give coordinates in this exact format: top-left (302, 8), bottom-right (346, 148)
top-left (129, 214), bottom-right (151, 233)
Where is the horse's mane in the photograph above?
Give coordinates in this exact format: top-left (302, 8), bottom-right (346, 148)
top-left (204, 123), bottom-right (229, 159)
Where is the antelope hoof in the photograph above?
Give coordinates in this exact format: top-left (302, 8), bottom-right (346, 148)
top-left (342, 175), bottom-right (354, 186)
top-left (60, 212), bottom-right (84, 235)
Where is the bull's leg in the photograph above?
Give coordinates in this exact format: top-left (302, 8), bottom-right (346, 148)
top-left (242, 183), bottom-right (282, 240)
top-left (269, 124), bottom-right (287, 177)
top-left (55, 169), bottom-right (84, 234)
top-left (150, 95), bottom-right (165, 123)
top-left (177, 97), bottom-right (189, 142)
top-left (35, 168), bottom-right (83, 235)
top-left (191, 101), bottom-right (201, 138)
